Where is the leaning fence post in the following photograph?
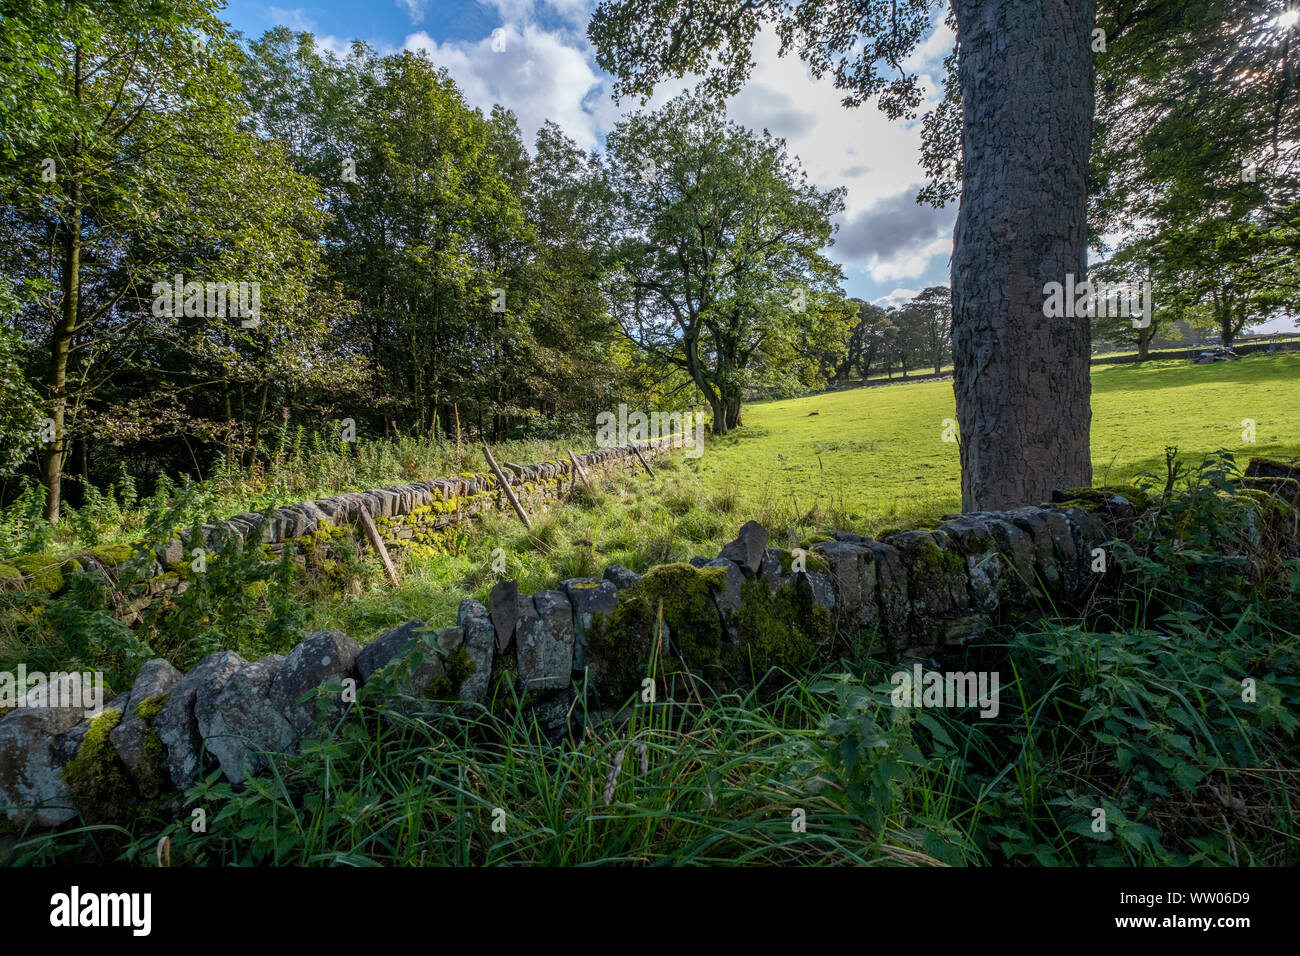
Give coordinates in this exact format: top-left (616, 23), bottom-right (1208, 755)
top-left (357, 508), bottom-right (400, 587)
top-left (568, 449), bottom-right (593, 489)
top-left (631, 442), bottom-right (655, 478)
top-left (483, 443), bottom-right (532, 530)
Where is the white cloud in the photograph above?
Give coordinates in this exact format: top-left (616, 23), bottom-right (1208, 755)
top-left (397, 0), bottom-right (430, 24)
top-left (874, 287), bottom-right (922, 308)
top-left (406, 23), bottom-right (608, 150)
top-left (267, 6), bottom-right (315, 31)
top-left (543, 0), bottom-right (595, 25)
top-left (722, 27), bottom-right (954, 282)
top-left (869, 236), bottom-right (952, 282)
top-left (340, 6), bottom-right (954, 288)
top-left (905, 14), bottom-right (956, 71)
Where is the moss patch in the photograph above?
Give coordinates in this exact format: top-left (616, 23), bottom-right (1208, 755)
top-left (779, 549), bottom-right (830, 574)
top-left (62, 708), bottom-right (136, 824)
top-left (627, 563), bottom-right (727, 668)
top-left (10, 554), bottom-right (74, 594)
top-left (727, 579), bottom-right (826, 677)
top-left (425, 645), bottom-right (478, 701)
top-left (88, 543), bottom-right (135, 567)
top-left (1054, 484), bottom-right (1151, 512)
top-left (133, 710), bottom-right (171, 802)
top-left (134, 693), bottom-right (169, 722)
top-left (875, 516), bottom-right (942, 539)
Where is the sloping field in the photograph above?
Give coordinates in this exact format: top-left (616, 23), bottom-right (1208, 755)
top-left (681, 352), bottom-right (1300, 527)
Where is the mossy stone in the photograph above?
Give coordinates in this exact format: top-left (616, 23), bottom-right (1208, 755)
top-left (1053, 484), bottom-right (1151, 511)
top-left (62, 708), bottom-right (137, 823)
top-left (10, 554), bottom-right (72, 594)
top-left (726, 579), bottom-right (825, 676)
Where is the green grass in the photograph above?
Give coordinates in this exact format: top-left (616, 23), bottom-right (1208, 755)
top-left (4, 394), bottom-right (1298, 868)
top-left (282, 354), bottom-right (1300, 651)
top-left (6, 353), bottom-right (1299, 665)
top-left (682, 352), bottom-right (1300, 529)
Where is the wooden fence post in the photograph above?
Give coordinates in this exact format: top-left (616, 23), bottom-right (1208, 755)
top-left (357, 509), bottom-right (400, 587)
top-left (568, 449), bottom-right (593, 489)
top-left (483, 444), bottom-right (532, 530)
top-left (631, 443), bottom-right (654, 478)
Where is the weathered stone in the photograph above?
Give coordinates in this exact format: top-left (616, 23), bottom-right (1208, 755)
top-left (278, 507), bottom-right (309, 539)
top-left (719, 521), bottom-right (769, 576)
top-left (269, 630), bottom-right (362, 734)
top-left (315, 498), bottom-right (344, 520)
top-left (1056, 506), bottom-right (1112, 588)
top-left (701, 559), bottom-right (745, 640)
top-left (357, 620), bottom-right (427, 683)
top-left (975, 514), bottom-right (1039, 603)
top-left (1039, 509), bottom-right (1077, 586)
top-left (688, 556), bottom-right (712, 568)
top-left (516, 590), bottom-right (575, 693)
top-left (797, 569), bottom-right (837, 611)
top-left (758, 547), bottom-right (793, 594)
top-left (0, 675), bottom-right (98, 826)
top-left (431, 626), bottom-right (464, 656)
top-left (109, 658), bottom-right (183, 778)
top-left (560, 578), bottom-right (619, 670)
top-left (1245, 456), bottom-right (1300, 481)
top-left (528, 691), bottom-right (571, 739)
top-left (888, 530), bottom-right (970, 624)
top-left (457, 600), bottom-right (496, 707)
top-left (936, 515), bottom-right (1005, 614)
top-left (812, 541), bottom-right (879, 629)
top-left (861, 540), bottom-right (909, 646)
top-left (603, 564), bottom-right (642, 590)
top-left (158, 538), bottom-right (185, 566)
top-left (940, 613), bottom-right (989, 647)
top-left (200, 656), bottom-right (298, 784)
top-left (1007, 508), bottom-right (1062, 593)
top-left (830, 531), bottom-right (867, 543)
top-left (154, 650), bottom-right (246, 790)
top-left (489, 579), bottom-right (521, 651)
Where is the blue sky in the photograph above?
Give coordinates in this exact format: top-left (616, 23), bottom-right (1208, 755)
top-left (219, 0), bottom-right (960, 307)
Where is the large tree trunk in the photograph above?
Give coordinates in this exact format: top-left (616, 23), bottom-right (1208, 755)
top-left (951, 0), bottom-right (1096, 511)
top-left (1136, 324), bottom-right (1153, 361)
top-left (723, 390), bottom-right (742, 431)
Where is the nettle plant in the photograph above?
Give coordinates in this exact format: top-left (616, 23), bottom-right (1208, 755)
top-left (1114, 449), bottom-right (1298, 625)
top-left (137, 522), bottom-right (305, 668)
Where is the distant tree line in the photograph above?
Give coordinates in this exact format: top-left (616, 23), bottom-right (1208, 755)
top-left (809, 286), bottom-right (953, 387)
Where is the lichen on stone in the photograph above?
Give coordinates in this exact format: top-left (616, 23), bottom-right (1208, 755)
top-left (1054, 484), bottom-right (1151, 511)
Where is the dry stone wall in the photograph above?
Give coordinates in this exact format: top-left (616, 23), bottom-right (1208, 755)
top-left (3, 457), bottom-right (1296, 829)
top-left (0, 437), bottom-right (682, 623)
top-left (0, 487), bottom-right (1144, 828)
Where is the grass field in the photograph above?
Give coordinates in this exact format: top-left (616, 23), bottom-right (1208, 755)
top-left (275, 352), bottom-right (1300, 649)
top-left (682, 352), bottom-right (1300, 527)
top-left (6, 353), bottom-right (1298, 660)
top-left (7, 358), bottom-right (1298, 868)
